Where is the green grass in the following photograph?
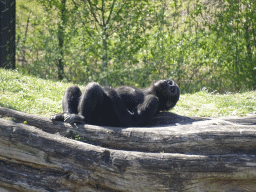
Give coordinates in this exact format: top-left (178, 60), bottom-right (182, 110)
top-left (175, 90), bottom-right (256, 117)
top-left (0, 69), bottom-right (72, 116)
top-left (0, 69), bottom-right (255, 118)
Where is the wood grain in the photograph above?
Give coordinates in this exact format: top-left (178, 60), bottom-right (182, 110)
top-left (0, 107), bottom-right (256, 191)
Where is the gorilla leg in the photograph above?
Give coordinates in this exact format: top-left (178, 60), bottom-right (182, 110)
top-left (79, 83), bottom-right (135, 126)
top-left (78, 82), bottom-right (106, 125)
top-left (51, 83), bottom-right (106, 124)
top-left (62, 85), bottom-right (82, 114)
top-left (50, 85), bottom-right (82, 122)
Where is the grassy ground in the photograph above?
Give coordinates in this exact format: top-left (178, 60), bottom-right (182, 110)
top-left (1, 69), bottom-right (255, 118)
top-left (0, 69), bottom-right (71, 116)
top-left (175, 90), bottom-right (256, 117)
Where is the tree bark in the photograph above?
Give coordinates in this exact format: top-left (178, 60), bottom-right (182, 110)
top-left (0, 107), bottom-right (256, 191)
top-left (57, 0), bottom-right (67, 80)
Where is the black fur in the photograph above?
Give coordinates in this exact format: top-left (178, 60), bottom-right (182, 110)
top-left (50, 79), bottom-right (180, 127)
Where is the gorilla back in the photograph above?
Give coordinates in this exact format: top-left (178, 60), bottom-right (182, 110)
top-left (50, 79), bottom-right (180, 127)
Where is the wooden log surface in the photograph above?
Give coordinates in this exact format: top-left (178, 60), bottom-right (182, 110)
top-left (0, 107), bottom-right (256, 191)
top-left (1, 107), bottom-right (256, 154)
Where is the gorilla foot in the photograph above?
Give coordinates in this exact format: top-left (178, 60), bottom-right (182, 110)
top-left (50, 113), bottom-right (65, 122)
top-left (50, 113), bottom-right (85, 124)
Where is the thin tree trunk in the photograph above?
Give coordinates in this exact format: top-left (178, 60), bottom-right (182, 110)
top-left (102, 31), bottom-right (108, 86)
top-left (102, 0), bottom-right (109, 86)
top-left (57, 0), bottom-right (67, 80)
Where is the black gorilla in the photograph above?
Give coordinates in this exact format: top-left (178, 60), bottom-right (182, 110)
top-left (50, 79), bottom-right (180, 127)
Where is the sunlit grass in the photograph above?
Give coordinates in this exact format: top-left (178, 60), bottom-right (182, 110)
top-left (0, 69), bottom-right (72, 116)
top-left (174, 90), bottom-right (256, 117)
top-left (1, 69), bottom-right (256, 117)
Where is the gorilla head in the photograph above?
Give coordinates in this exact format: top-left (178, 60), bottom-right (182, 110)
top-left (150, 79), bottom-right (180, 111)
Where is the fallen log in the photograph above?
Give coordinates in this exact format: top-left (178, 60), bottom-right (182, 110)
top-left (0, 107), bottom-right (256, 191)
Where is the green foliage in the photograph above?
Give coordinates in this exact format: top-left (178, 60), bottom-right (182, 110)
top-left (15, 0), bottom-right (256, 92)
top-left (208, 0), bottom-right (256, 90)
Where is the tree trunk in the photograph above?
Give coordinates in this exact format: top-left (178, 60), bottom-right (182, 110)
top-left (0, 107), bottom-right (256, 191)
top-left (0, 0), bottom-right (16, 69)
top-left (102, 32), bottom-right (108, 86)
top-left (57, 0), bottom-right (67, 80)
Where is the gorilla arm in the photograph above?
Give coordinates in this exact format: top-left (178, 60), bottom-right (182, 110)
top-left (106, 88), bottom-right (159, 127)
top-left (103, 87), bottom-right (135, 127)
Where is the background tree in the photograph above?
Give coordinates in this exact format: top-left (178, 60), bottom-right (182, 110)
top-left (15, 0), bottom-right (256, 92)
top-left (79, 0), bottom-right (152, 85)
